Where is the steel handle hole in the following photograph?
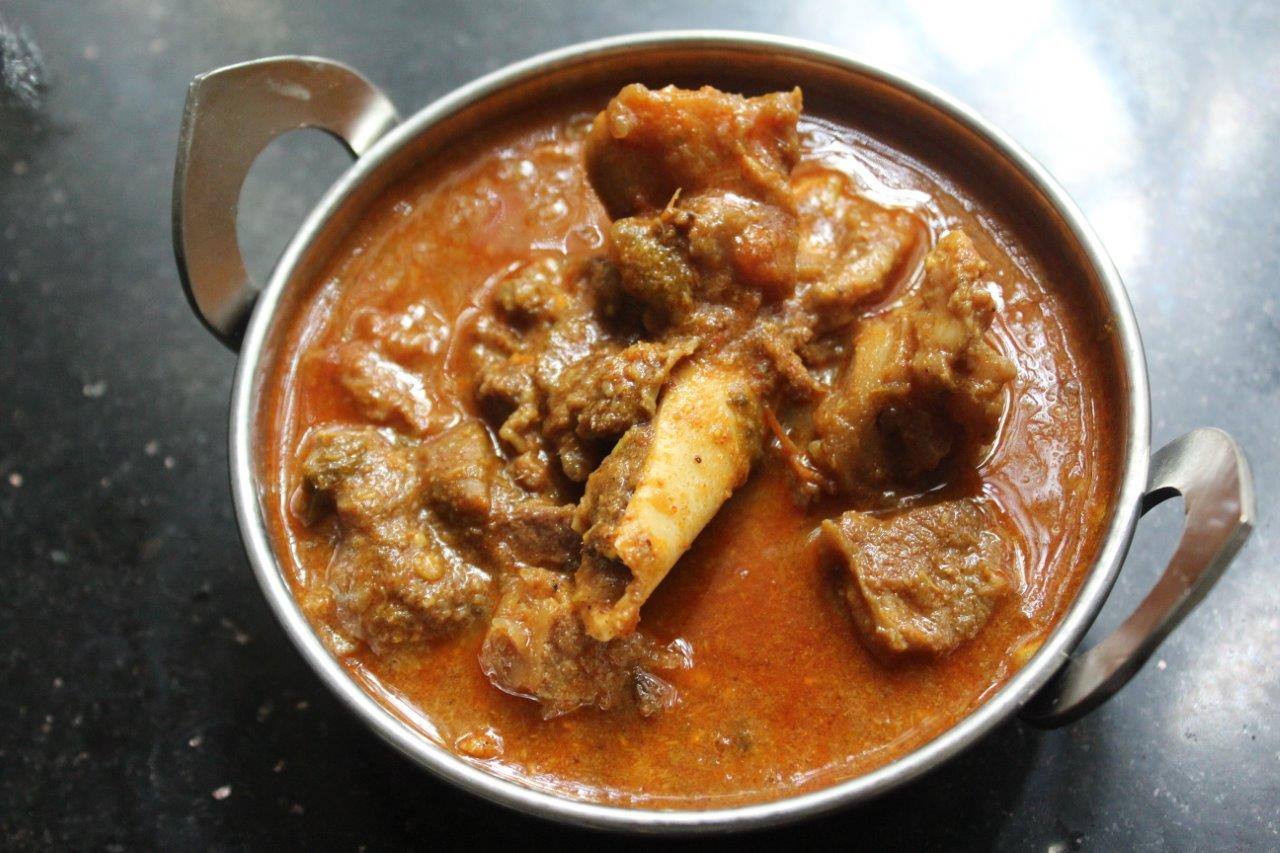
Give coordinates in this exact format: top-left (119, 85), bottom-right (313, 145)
top-left (236, 128), bottom-right (355, 290)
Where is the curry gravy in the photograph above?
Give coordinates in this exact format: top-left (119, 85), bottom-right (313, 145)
top-left (259, 103), bottom-right (1119, 807)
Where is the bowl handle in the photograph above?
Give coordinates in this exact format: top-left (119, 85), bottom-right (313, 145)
top-left (172, 56), bottom-right (399, 349)
top-left (1022, 427), bottom-right (1255, 727)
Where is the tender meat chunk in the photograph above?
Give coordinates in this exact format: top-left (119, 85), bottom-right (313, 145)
top-left (493, 256), bottom-right (572, 326)
top-left (595, 87), bottom-right (804, 326)
top-left (301, 426), bottom-right (421, 524)
top-left (822, 500), bottom-right (1008, 655)
top-left (417, 420), bottom-right (502, 525)
top-left (324, 520), bottom-right (493, 653)
top-left (810, 230), bottom-right (1015, 493)
top-left (585, 84), bottom-right (802, 219)
top-left (338, 341), bottom-right (435, 433)
top-left (474, 255), bottom-right (698, 486)
top-left (610, 215), bottom-right (698, 327)
top-left (472, 318), bottom-right (542, 462)
top-left (572, 424), bottom-right (653, 632)
top-left (418, 419), bottom-right (582, 573)
top-left (544, 337), bottom-right (697, 479)
top-left (480, 567), bottom-right (686, 718)
top-left (793, 168), bottom-right (923, 330)
top-left (575, 425), bottom-right (652, 561)
top-left (581, 256), bottom-right (636, 329)
top-left (609, 193), bottom-right (799, 328)
top-left (470, 261), bottom-right (597, 493)
top-left (676, 192), bottom-right (798, 302)
top-left (489, 500), bottom-right (581, 573)
top-left (300, 427), bottom-right (493, 651)
top-left (739, 316), bottom-right (825, 402)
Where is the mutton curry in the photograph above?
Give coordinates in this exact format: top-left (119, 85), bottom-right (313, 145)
top-left (259, 83), bottom-right (1119, 807)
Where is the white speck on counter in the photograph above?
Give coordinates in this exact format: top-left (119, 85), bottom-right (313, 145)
top-left (1157, 659), bottom-right (1167, 670)
top-left (8, 472), bottom-right (22, 488)
top-left (83, 44), bottom-right (99, 60)
top-left (50, 550), bottom-right (68, 565)
top-left (188, 734), bottom-right (202, 748)
top-left (212, 785), bottom-right (232, 801)
top-left (144, 440), bottom-right (159, 456)
top-left (220, 617), bottom-right (250, 645)
top-left (82, 381), bottom-right (107, 399)
top-left (163, 456), bottom-right (175, 470)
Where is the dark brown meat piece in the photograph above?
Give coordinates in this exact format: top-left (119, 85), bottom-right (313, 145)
top-left (823, 499), bottom-right (1008, 655)
top-left (419, 419), bottom-right (581, 573)
top-left (492, 256), bottom-right (572, 326)
top-left (300, 426), bottom-right (493, 652)
top-left (488, 500), bottom-right (581, 573)
top-left (470, 258), bottom-right (596, 493)
top-left (474, 255), bottom-right (698, 486)
top-left (609, 194), bottom-right (802, 330)
top-left (589, 85), bottom-right (802, 332)
top-left (301, 426), bottom-right (420, 523)
top-left (809, 230), bottom-right (1015, 493)
top-left (472, 320), bottom-right (541, 453)
top-left (544, 337), bottom-right (697, 479)
top-left (479, 567), bottom-right (686, 718)
top-left (585, 84), bottom-right (802, 219)
top-left (417, 419), bottom-right (501, 525)
top-left (581, 256), bottom-right (636, 329)
top-left (593, 87), bottom-right (804, 329)
top-left (609, 215), bottom-right (698, 327)
top-left (573, 424), bottom-right (652, 558)
top-left (572, 424), bottom-right (653, 614)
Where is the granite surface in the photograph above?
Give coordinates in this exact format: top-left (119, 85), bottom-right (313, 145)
top-left (0, 1), bottom-right (1275, 849)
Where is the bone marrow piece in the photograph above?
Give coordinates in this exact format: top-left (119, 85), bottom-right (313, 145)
top-left (264, 76), bottom-right (1119, 806)
top-left (574, 359), bottom-right (765, 641)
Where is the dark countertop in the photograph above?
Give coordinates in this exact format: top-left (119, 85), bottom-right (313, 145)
top-left (1, 2), bottom-right (1275, 849)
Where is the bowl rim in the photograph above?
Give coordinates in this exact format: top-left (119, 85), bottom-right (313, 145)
top-left (227, 29), bottom-right (1151, 833)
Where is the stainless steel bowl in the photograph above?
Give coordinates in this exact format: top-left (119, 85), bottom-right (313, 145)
top-left (171, 31), bottom-right (1254, 833)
